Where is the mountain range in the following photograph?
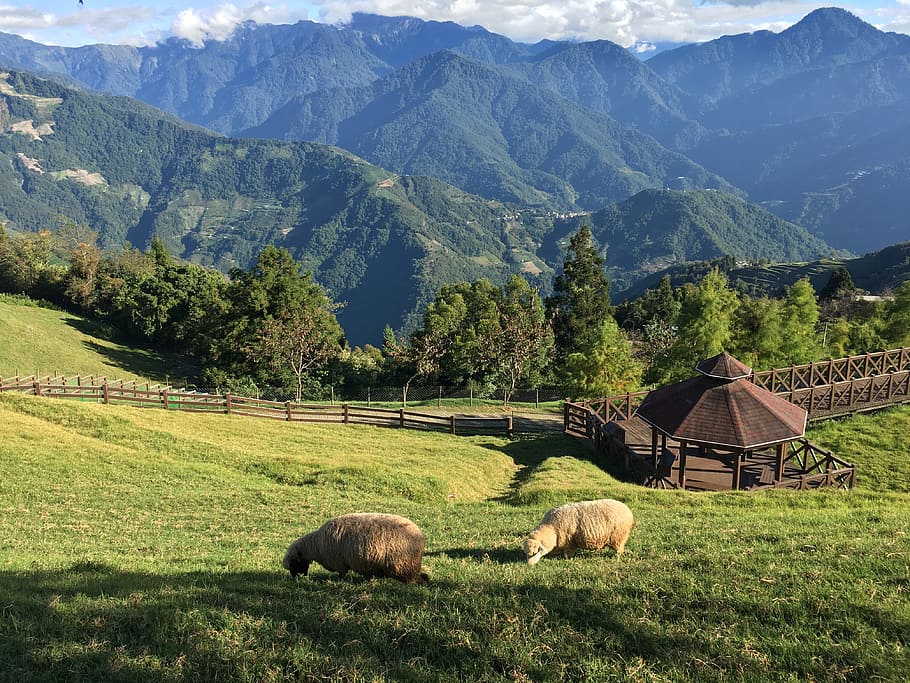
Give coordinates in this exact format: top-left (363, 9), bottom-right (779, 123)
top-left (0, 70), bottom-right (835, 344)
top-left (0, 6), bottom-right (908, 341)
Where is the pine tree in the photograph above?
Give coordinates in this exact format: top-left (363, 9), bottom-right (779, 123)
top-left (884, 280), bottom-right (910, 347)
top-left (778, 277), bottom-right (821, 365)
top-left (546, 226), bottom-right (613, 365)
top-left (564, 317), bottom-right (641, 398)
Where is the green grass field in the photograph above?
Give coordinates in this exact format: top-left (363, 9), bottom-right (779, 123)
top-left (0, 295), bottom-right (191, 383)
top-left (0, 390), bottom-right (908, 682)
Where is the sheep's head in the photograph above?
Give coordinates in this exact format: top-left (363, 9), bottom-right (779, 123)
top-left (282, 544), bottom-right (311, 578)
top-left (523, 536), bottom-right (547, 566)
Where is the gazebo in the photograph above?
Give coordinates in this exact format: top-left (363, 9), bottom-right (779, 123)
top-left (635, 352), bottom-right (808, 490)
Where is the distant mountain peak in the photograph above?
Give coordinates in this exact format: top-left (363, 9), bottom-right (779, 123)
top-left (785, 6), bottom-right (880, 37)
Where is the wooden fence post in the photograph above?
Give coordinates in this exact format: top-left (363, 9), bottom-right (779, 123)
top-left (507, 415), bottom-right (513, 439)
top-left (225, 393), bottom-right (232, 415)
top-left (162, 388), bottom-right (169, 409)
top-left (103, 382), bottom-right (110, 404)
top-left (286, 401), bottom-right (292, 421)
top-left (344, 403), bottom-right (349, 424)
top-left (399, 408), bottom-right (405, 428)
top-left (450, 415), bottom-right (456, 435)
top-left (33, 380), bottom-right (41, 397)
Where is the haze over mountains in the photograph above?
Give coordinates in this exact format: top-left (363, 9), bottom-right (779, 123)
top-left (0, 6), bottom-right (908, 342)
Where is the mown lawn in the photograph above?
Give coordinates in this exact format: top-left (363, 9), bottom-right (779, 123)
top-left (0, 393), bottom-right (907, 682)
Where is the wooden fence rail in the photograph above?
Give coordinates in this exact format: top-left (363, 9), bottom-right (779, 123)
top-left (0, 378), bottom-right (513, 437)
top-left (572, 347), bottom-right (910, 424)
top-left (751, 347), bottom-right (910, 393)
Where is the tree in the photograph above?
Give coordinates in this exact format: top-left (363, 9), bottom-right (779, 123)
top-left (211, 246), bottom-right (345, 391)
top-left (0, 226), bottom-right (61, 299)
top-left (489, 276), bottom-right (553, 403)
top-left (617, 275), bottom-right (681, 383)
top-left (819, 267), bottom-right (855, 301)
top-left (680, 268), bottom-right (739, 357)
top-left (733, 296), bottom-right (782, 370)
top-left (546, 226), bottom-right (613, 369)
top-left (883, 280), bottom-right (910, 347)
top-left (395, 277), bottom-right (553, 403)
top-left (253, 306), bottom-right (342, 402)
top-left (563, 317), bottom-right (641, 398)
top-left (778, 277), bottom-right (821, 365)
top-left (55, 218), bottom-right (102, 311)
top-left (385, 314), bottom-right (457, 405)
top-left (655, 268), bottom-right (739, 383)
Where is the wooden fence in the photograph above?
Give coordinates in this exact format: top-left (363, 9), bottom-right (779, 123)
top-left (751, 347), bottom-right (910, 393)
top-left (572, 347), bottom-right (910, 425)
top-left (0, 375), bottom-right (513, 438)
top-left (748, 439), bottom-right (857, 491)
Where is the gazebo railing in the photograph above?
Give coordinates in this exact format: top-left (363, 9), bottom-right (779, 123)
top-left (565, 391), bottom-right (650, 431)
top-left (760, 439), bottom-right (857, 490)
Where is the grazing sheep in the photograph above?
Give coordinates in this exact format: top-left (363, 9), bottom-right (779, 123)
top-left (523, 499), bottom-right (634, 566)
top-left (282, 513), bottom-right (429, 583)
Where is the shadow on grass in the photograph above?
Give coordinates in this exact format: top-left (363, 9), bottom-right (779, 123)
top-left (0, 551), bottom-right (899, 681)
top-left (483, 433), bottom-right (610, 504)
top-left (1, 560), bottom-right (900, 682)
top-left (61, 316), bottom-right (198, 381)
top-left (425, 546), bottom-right (525, 564)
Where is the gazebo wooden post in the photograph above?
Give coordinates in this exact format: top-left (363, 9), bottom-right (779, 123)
top-left (732, 448), bottom-right (743, 490)
top-left (775, 442), bottom-right (786, 482)
top-left (679, 441), bottom-right (688, 489)
top-left (634, 352), bottom-right (808, 493)
top-left (651, 427), bottom-right (659, 469)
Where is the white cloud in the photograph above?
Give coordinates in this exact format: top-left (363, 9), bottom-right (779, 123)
top-left (308, 0), bottom-right (843, 46)
top-left (0, 4), bottom-right (158, 46)
top-left (4, 2), bottom-right (910, 49)
top-left (171, 3), bottom-right (299, 44)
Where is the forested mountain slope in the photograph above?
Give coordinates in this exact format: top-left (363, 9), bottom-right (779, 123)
top-left (552, 189), bottom-right (836, 291)
top-left (0, 70), bottom-right (559, 343)
top-left (1, 8), bottom-right (908, 251)
top-left (242, 50), bottom-right (733, 210)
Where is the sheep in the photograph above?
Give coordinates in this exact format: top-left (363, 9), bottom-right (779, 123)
top-left (282, 512), bottom-right (429, 583)
top-left (523, 499), bottom-right (634, 565)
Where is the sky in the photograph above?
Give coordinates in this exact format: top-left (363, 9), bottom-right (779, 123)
top-left (4, 1), bottom-right (910, 53)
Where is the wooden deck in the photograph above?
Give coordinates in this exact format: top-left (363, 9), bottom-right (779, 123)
top-left (571, 407), bottom-right (856, 492)
top-left (616, 416), bottom-right (805, 491)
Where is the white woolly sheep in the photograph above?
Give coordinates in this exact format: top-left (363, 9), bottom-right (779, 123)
top-left (523, 499), bottom-right (634, 565)
top-left (282, 513), bottom-right (429, 583)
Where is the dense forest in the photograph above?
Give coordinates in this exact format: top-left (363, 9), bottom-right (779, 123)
top-left (2, 224), bottom-right (907, 402)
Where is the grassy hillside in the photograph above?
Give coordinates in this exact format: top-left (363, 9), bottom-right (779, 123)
top-left (0, 295), bottom-right (190, 382)
top-left (0, 389), bottom-right (907, 681)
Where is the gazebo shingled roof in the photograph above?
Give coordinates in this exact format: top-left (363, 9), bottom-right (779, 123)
top-left (636, 351), bottom-right (807, 450)
top-left (695, 351), bottom-right (753, 380)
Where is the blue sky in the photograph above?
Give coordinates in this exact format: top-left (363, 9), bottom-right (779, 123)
top-left (4, 1), bottom-right (910, 50)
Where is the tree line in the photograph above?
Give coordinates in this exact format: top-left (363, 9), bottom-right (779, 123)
top-left (2, 220), bottom-right (908, 402)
